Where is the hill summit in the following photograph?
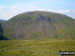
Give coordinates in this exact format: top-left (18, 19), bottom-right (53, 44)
top-left (3, 11), bottom-right (75, 40)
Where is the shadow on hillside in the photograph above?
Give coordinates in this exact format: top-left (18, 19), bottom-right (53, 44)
top-left (0, 23), bottom-right (9, 40)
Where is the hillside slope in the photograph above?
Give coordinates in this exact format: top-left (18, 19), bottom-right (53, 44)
top-left (3, 11), bottom-right (75, 40)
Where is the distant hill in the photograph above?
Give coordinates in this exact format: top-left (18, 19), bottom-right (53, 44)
top-left (3, 11), bottom-right (75, 40)
top-left (0, 19), bottom-right (6, 23)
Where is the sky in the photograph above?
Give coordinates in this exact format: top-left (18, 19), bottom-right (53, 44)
top-left (0, 0), bottom-right (75, 20)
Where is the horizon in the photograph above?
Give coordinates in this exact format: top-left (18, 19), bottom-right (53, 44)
top-left (0, 0), bottom-right (75, 20)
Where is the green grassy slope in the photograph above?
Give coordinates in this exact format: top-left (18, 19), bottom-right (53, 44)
top-left (0, 39), bottom-right (75, 56)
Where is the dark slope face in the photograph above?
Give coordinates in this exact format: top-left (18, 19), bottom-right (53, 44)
top-left (0, 20), bottom-right (9, 40)
top-left (3, 11), bottom-right (75, 40)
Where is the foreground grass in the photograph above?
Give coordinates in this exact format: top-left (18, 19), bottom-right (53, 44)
top-left (0, 39), bottom-right (75, 56)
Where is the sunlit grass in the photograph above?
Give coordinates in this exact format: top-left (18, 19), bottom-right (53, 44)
top-left (0, 39), bottom-right (75, 56)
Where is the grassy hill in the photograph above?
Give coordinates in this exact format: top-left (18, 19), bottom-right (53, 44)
top-left (0, 39), bottom-right (75, 56)
top-left (3, 11), bottom-right (75, 40)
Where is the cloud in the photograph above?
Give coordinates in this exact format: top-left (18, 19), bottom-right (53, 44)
top-left (58, 9), bottom-right (75, 13)
top-left (28, 6), bottom-right (47, 11)
top-left (10, 5), bottom-right (17, 12)
top-left (58, 9), bottom-right (70, 13)
top-left (9, 5), bottom-right (17, 17)
top-left (0, 5), bottom-right (18, 20)
top-left (57, 9), bottom-right (75, 19)
top-left (0, 5), bottom-right (4, 11)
